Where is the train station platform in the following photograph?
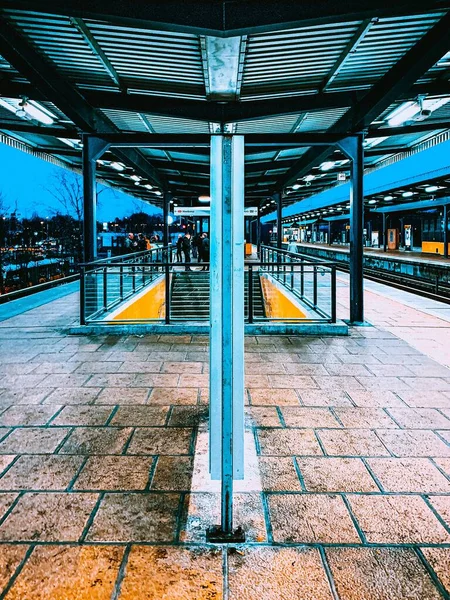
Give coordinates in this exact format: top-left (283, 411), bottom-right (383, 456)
top-left (0, 279), bottom-right (449, 598)
top-left (293, 242), bottom-right (450, 267)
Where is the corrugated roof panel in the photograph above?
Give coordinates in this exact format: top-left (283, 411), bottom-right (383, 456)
top-left (296, 107), bottom-right (349, 132)
top-left (235, 114), bottom-right (301, 133)
top-left (241, 21), bottom-right (361, 99)
top-left (328, 13), bottom-right (446, 90)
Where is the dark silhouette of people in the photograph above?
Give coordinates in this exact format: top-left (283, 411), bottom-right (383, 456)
top-left (176, 234), bottom-right (183, 263)
top-left (200, 233), bottom-right (210, 271)
top-left (182, 233), bottom-right (192, 271)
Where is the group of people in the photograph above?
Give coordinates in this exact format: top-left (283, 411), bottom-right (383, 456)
top-left (176, 232), bottom-right (210, 271)
top-left (124, 232), bottom-right (153, 252)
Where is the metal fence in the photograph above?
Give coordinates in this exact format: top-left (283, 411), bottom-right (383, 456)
top-left (80, 244), bottom-right (337, 325)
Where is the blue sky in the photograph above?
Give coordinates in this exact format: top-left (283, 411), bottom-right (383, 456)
top-left (0, 143), bottom-right (161, 221)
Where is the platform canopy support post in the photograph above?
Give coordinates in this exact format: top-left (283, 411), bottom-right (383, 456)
top-left (82, 135), bottom-right (110, 263)
top-left (163, 192), bottom-right (171, 248)
top-left (337, 134), bottom-right (365, 325)
top-left (444, 204), bottom-right (449, 259)
top-left (257, 205), bottom-right (261, 255)
top-left (207, 134), bottom-right (245, 543)
top-left (275, 192), bottom-right (282, 250)
top-left (383, 213), bottom-right (388, 252)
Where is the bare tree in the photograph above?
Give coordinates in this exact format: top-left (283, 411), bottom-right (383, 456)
top-left (46, 171), bottom-right (84, 222)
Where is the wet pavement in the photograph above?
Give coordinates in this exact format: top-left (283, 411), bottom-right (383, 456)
top-left (0, 281), bottom-right (449, 599)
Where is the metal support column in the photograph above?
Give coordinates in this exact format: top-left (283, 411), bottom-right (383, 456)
top-left (383, 213), bottom-right (387, 252)
top-left (338, 134), bottom-right (364, 325)
top-left (207, 134), bottom-right (245, 543)
top-left (275, 192), bottom-right (282, 250)
top-left (444, 205), bottom-right (449, 259)
top-left (163, 192), bottom-right (171, 248)
top-left (82, 135), bottom-right (110, 263)
top-left (256, 206), bottom-right (261, 255)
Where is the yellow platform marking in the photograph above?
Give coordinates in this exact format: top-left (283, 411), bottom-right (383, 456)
top-left (109, 276), bottom-right (166, 321)
top-left (260, 274), bottom-right (306, 319)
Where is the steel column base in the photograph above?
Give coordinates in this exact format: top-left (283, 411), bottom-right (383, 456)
top-left (343, 319), bottom-right (372, 327)
top-left (206, 525), bottom-right (246, 544)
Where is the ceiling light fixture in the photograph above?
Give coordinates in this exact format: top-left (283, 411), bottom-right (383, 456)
top-left (320, 161), bottom-right (335, 171)
top-left (16, 100), bottom-right (55, 125)
top-left (424, 185), bottom-right (439, 193)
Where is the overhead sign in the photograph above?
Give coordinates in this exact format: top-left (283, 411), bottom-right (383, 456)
top-left (174, 206), bottom-right (259, 217)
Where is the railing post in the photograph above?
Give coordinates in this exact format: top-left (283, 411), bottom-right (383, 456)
top-left (132, 266), bottom-right (136, 292)
top-left (290, 263), bottom-right (294, 291)
top-left (248, 265), bottom-right (254, 324)
top-left (331, 266), bottom-right (337, 323)
top-left (120, 266), bottom-right (124, 300)
top-left (165, 260), bottom-right (170, 324)
top-left (103, 267), bottom-right (107, 310)
top-left (313, 265), bottom-right (318, 308)
top-left (300, 260), bottom-right (305, 298)
top-left (80, 266), bottom-right (86, 325)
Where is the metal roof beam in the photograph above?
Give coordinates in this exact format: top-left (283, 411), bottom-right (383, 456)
top-left (1, 80), bottom-right (449, 123)
top-left (69, 17), bottom-right (124, 90)
top-left (278, 11), bottom-right (450, 190)
top-left (0, 17), bottom-right (167, 190)
top-left (2, 1), bottom-right (449, 37)
top-left (319, 18), bottom-right (377, 93)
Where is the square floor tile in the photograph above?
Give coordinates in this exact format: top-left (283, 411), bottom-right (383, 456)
top-left (317, 429), bottom-right (390, 457)
top-left (326, 547), bottom-right (442, 600)
top-left (228, 547), bottom-right (333, 600)
top-left (0, 455), bottom-right (84, 490)
top-left (127, 428), bottom-right (193, 455)
top-left (281, 407), bottom-right (340, 428)
top-left (376, 430), bottom-right (450, 457)
top-left (168, 407), bottom-right (208, 427)
top-left (148, 388), bottom-right (198, 405)
top-left (5, 545), bottom-right (123, 600)
top-left (0, 492), bottom-right (97, 541)
top-left (59, 427), bottom-right (133, 455)
top-left (51, 406), bottom-right (113, 426)
top-left (73, 456), bottom-right (154, 491)
top-left (86, 492), bottom-right (179, 542)
top-left (396, 391), bottom-right (450, 409)
top-left (250, 388), bottom-right (300, 406)
top-left (348, 495), bottom-right (450, 544)
top-left (334, 408), bottom-right (398, 429)
top-left (366, 458), bottom-right (450, 493)
top-left (297, 457), bottom-right (378, 492)
top-left (0, 428), bottom-right (70, 454)
top-left (151, 456), bottom-right (194, 491)
top-left (0, 406), bottom-right (61, 426)
top-left (110, 406), bottom-right (169, 426)
top-left (259, 457), bottom-right (302, 491)
top-left (268, 494), bottom-right (360, 543)
top-left (386, 408), bottom-right (450, 429)
top-left (346, 390), bottom-right (405, 408)
top-left (43, 387), bottom-right (101, 405)
top-left (95, 388), bottom-right (149, 405)
top-left (299, 390), bottom-right (353, 407)
top-left (257, 429), bottom-right (322, 456)
top-left (245, 407), bottom-right (282, 427)
top-left (118, 546), bottom-right (222, 600)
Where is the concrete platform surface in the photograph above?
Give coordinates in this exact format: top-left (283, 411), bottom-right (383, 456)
top-left (0, 279), bottom-right (449, 598)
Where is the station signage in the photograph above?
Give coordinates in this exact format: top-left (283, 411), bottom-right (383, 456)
top-left (174, 206), bottom-right (259, 217)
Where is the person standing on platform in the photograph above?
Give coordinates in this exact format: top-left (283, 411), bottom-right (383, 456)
top-left (200, 233), bottom-right (210, 271)
top-left (182, 233), bottom-right (192, 271)
top-left (176, 234), bottom-right (183, 263)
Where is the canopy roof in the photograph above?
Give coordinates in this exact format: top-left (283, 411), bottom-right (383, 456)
top-left (0, 1), bottom-right (449, 209)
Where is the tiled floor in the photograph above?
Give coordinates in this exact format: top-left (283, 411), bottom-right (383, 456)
top-left (0, 282), bottom-right (449, 598)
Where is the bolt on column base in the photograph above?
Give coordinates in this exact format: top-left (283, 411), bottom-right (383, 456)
top-left (206, 525), bottom-right (246, 544)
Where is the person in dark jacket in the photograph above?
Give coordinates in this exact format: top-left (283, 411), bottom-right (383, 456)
top-left (200, 233), bottom-right (210, 271)
top-left (182, 233), bottom-right (192, 271)
top-left (176, 234), bottom-right (183, 263)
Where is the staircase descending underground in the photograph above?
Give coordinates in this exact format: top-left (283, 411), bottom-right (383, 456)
top-left (169, 269), bottom-right (265, 321)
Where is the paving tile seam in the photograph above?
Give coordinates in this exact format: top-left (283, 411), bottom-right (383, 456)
top-left (0, 544), bottom-right (33, 600)
top-left (414, 547), bottom-right (450, 600)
